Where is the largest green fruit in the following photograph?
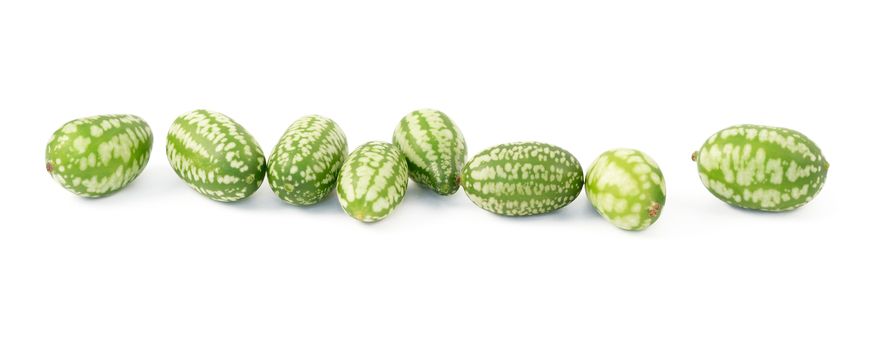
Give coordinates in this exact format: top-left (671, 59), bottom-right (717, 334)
top-left (166, 110), bottom-right (266, 202)
top-left (46, 114), bottom-right (153, 197)
top-left (461, 142), bottom-right (583, 216)
top-left (392, 109), bottom-right (467, 195)
top-left (694, 124), bottom-right (828, 211)
top-left (336, 141), bottom-right (409, 222)
top-left (267, 115), bottom-right (348, 206)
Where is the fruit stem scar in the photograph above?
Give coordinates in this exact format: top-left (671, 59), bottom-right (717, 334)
top-left (691, 151), bottom-right (697, 162)
top-left (46, 162), bottom-right (53, 173)
top-left (648, 202), bottom-right (661, 217)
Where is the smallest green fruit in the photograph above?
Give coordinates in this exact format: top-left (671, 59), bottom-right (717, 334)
top-left (585, 148), bottom-right (666, 231)
top-left (336, 141), bottom-right (409, 223)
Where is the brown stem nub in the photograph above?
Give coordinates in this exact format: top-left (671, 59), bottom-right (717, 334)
top-left (691, 151), bottom-right (697, 162)
top-left (46, 162), bottom-right (53, 173)
top-left (648, 202), bottom-right (661, 217)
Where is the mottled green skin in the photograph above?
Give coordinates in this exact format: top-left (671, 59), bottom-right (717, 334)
top-left (267, 115), bottom-right (348, 206)
top-left (46, 114), bottom-right (153, 197)
top-left (586, 149), bottom-right (666, 231)
top-left (392, 109), bottom-right (467, 195)
top-left (337, 141), bottom-right (409, 222)
top-left (166, 110), bottom-right (266, 202)
top-left (695, 124), bottom-right (828, 211)
top-left (461, 142), bottom-right (583, 216)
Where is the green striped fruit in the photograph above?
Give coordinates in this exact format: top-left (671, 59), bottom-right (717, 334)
top-left (267, 115), bottom-right (348, 205)
top-left (392, 109), bottom-right (467, 195)
top-left (336, 141), bottom-right (409, 222)
top-left (45, 114), bottom-right (153, 197)
top-left (461, 142), bottom-right (583, 216)
top-left (166, 110), bottom-right (266, 202)
top-left (694, 124), bottom-right (828, 211)
top-left (585, 149), bottom-right (666, 231)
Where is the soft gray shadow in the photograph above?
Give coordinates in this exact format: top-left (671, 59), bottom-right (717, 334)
top-left (401, 182), bottom-right (464, 208)
top-left (127, 173), bottom-right (191, 197)
top-left (224, 187), bottom-right (343, 216)
top-left (583, 198), bottom-right (604, 219)
top-left (221, 191), bottom-right (289, 210)
top-left (468, 194), bottom-right (597, 224)
top-left (491, 195), bottom-right (656, 236)
top-left (297, 189), bottom-right (345, 215)
top-left (65, 172), bottom-right (184, 206)
top-left (727, 203), bottom-right (803, 217)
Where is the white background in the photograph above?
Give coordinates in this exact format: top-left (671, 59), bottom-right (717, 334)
top-left (1, 1), bottom-right (880, 349)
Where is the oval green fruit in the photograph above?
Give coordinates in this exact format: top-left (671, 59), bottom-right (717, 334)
top-left (267, 115), bottom-right (348, 205)
top-left (336, 141), bottom-right (409, 222)
top-left (166, 109), bottom-right (266, 202)
top-left (694, 124), bottom-right (828, 211)
top-left (392, 109), bottom-right (467, 195)
top-left (585, 149), bottom-right (666, 231)
top-left (46, 114), bottom-right (153, 197)
top-left (461, 142), bottom-right (583, 216)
